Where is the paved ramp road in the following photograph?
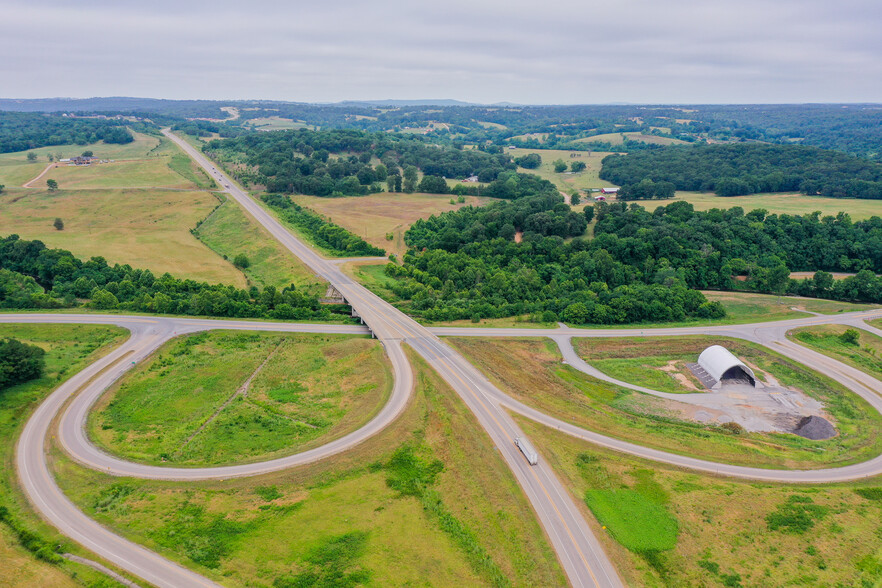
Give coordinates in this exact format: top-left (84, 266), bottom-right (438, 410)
top-left (164, 129), bottom-right (623, 587)
top-left (10, 132), bottom-right (882, 588)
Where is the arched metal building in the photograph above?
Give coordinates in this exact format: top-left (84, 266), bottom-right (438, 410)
top-left (697, 345), bottom-right (758, 389)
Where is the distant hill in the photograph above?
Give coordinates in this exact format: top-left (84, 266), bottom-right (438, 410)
top-left (336, 99), bottom-right (478, 107)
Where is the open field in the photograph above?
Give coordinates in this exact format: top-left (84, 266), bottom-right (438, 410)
top-left (0, 324), bottom-right (130, 588)
top-left (447, 336), bottom-right (882, 468)
top-left (0, 131), bottom-right (175, 186)
top-left (55, 347), bottom-right (565, 587)
top-left (294, 192), bottom-right (490, 259)
top-left (195, 198), bottom-right (323, 293)
top-left (0, 188), bottom-right (246, 286)
top-left (35, 157), bottom-right (198, 190)
top-left (791, 324), bottom-right (882, 381)
top-left (507, 147), bottom-right (617, 193)
top-left (89, 331), bottom-right (391, 466)
top-left (574, 131), bottom-right (688, 146)
top-left (643, 191), bottom-right (882, 220)
top-left (244, 116), bottom-right (312, 131)
top-left (517, 415), bottom-right (882, 587)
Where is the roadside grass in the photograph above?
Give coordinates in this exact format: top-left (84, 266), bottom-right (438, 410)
top-left (516, 415), bottom-right (882, 587)
top-left (645, 191), bottom-right (882, 221)
top-left (340, 262), bottom-right (400, 302)
top-left (89, 330), bottom-right (391, 466)
top-left (54, 346), bottom-right (566, 587)
top-left (0, 188), bottom-right (246, 286)
top-left (447, 336), bottom-right (882, 469)
top-left (293, 192), bottom-right (490, 259)
top-left (194, 197), bottom-right (323, 293)
top-left (871, 318), bottom-right (882, 329)
top-left (791, 324), bottom-right (882, 381)
top-left (168, 152), bottom-right (217, 189)
top-left (506, 147), bottom-right (616, 193)
top-left (0, 323), bottom-right (131, 587)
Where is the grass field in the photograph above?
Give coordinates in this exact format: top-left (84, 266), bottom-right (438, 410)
top-left (0, 324), bottom-right (130, 588)
top-left (507, 147), bottom-right (616, 193)
top-left (575, 131), bottom-right (688, 146)
top-left (517, 415), bottom-right (882, 587)
top-left (195, 198), bottom-right (323, 292)
top-left (871, 318), bottom-right (882, 329)
top-left (0, 188), bottom-right (246, 286)
top-left (447, 336), bottom-right (882, 468)
top-left (294, 192), bottom-right (490, 259)
top-left (244, 117), bottom-right (312, 131)
top-left (89, 331), bottom-right (391, 466)
top-left (36, 157), bottom-right (198, 190)
top-left (55, 347), bottom-right (566, 587)
top-left (0, 131), bottom-right (175, 187)
top-left (643, 191), bottom-right (882, 220)
top-left (791, 325), bottom-right (882, 381)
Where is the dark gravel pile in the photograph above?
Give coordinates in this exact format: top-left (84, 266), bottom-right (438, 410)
top-left (793, 415), bottom-right (837, 440)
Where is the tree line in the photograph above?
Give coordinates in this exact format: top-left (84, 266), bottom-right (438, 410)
top-left (0, 112), bottom-right (137, 153)
top-left (0, 235), bottom-right (346, 321)
top-left (261, 194), bottom-right (386, 256)
top-left (600, 143), bottom-right (882, 199)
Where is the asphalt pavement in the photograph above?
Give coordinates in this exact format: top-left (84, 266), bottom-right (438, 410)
top-left (7, 132), bottom-right (882, 588)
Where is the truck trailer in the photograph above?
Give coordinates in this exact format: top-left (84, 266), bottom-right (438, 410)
top-left (514, 436), bottom-right (539, 465)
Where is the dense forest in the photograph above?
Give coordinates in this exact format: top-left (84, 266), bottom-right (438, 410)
top-left (205, 129), bottom-right (515, 196)
top-left (382, 199), bottom-right (882, 324)
top-left (600, 144), bottom-right (882, 199)
top-left (0, 235), bottom-right (346, 321)
top-left (0, 112), bottom-right (139, 153)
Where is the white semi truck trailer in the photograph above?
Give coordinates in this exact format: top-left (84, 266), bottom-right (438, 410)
top-left (515, 436), bottom-right (539, 465)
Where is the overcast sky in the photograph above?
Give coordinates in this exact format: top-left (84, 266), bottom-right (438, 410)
top-left (2, 0), bottom-right (880, 104)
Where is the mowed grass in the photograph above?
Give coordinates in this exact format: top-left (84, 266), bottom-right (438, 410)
top-left (448, 336), bottom-right (882, 468)
top-left (507, 147), bottom-right (616, 193)
top-left (574, 131), bottom-right (688, 146)
top-left (0, 188), bottom-right (245, 286)
top-left (0, 324), bottom-right (129, 587)
top-left (89, 330), bottom-right (392, 466)
top-left (517, 415), bottom-right (882, 587)
top-left (54, 346), bottom-right (566, 587)
top-left (0, 131), bottom-right (172, 186)
top-left (644, 191), bottom-right (882, 221)
top-left (791, 324), bottom-right (882, 381)
top-left (244, 116), bottom-right (312, 131)
top-left (37, 157), bottom-right (198, 190)
top-left (195, 198), bottom-right (323, 293)
top-left (294, 192), bottom-right (490, 259)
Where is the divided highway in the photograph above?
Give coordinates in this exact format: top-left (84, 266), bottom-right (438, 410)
top-left (7, 132), bottom-right (882, 588)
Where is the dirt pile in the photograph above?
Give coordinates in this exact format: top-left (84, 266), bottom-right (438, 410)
top-left (792, 415), bottom-right (837, 440)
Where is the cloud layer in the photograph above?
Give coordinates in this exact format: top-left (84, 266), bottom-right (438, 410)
top-left (2, 0), bottom-right (880, 103)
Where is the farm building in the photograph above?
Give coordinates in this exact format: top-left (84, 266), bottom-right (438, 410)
top-left (600, 187), bottom-right (619, 194)
top-left (463, 175), bottom-right (479, 183)
top-left (695, 345), bottom-right (758, 389)
top-left (594, 195), bottom-right (606, 201)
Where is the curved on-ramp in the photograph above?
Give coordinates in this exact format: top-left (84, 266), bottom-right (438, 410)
top-left (9, 131), bottom-right (882, 588)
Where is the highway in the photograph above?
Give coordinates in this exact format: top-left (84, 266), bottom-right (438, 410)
top-left (6, 131), bottom-right (882, 587)
top-left (164, 129), bottom-right (625, 587)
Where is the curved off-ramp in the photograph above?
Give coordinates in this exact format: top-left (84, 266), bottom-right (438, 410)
top-left (9, 131), bottom-right (882, 588)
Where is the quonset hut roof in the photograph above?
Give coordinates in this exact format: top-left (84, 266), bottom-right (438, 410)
top-left (697, 345), bottom-right (757, 389)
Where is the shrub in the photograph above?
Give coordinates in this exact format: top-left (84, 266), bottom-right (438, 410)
top-left (839, 328), bottom-right (861, 345)
top-left (232, 253), bottom-right (250, 269)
